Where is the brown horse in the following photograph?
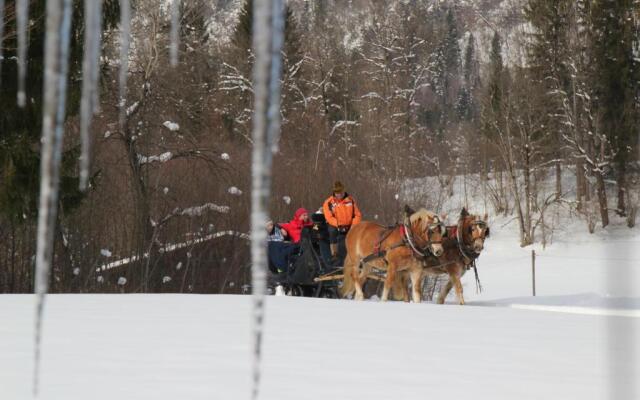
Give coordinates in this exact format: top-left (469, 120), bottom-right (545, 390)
top-left (393, 208), bottom-right (490, 305)
top-left (341, 207), bottom-right (446, 302)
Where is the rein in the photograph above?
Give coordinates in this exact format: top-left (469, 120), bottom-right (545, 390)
top-left (472, 261), bottom-right (483, 294)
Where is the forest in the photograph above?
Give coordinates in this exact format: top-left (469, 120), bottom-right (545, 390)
top-left (1, 0), bottom-right (638, 293)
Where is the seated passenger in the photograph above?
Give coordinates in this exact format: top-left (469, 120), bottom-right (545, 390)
top-left (280, 208), bottom-right (314, 244)
top-left (265, 219), bottom-right (288, 242)
top-left (266, 219), bottom-right (296, 274)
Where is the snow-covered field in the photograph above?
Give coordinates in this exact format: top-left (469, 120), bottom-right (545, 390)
top-left (2, 219), bottom-right (639, 399)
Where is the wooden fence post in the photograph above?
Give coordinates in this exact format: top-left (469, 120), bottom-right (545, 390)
top-left (531, 249), bottom-right (536, 296)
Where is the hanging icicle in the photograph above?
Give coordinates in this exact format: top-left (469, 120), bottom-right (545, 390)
top-left (0, 0), bottom-right (6, 83)
top-left (79, 0), bottom-right (103, 190)
top-left (16, 0), bottom-right (30, 106)
top-left (170, 0), bottom-right (180, 66)
top-left (118, 0), bottom-right (131, 130)
top-left (34, 0), bottom-right (72, 395)
top-left (250, 0), bottom-right (284, 399)
top-left (267, 0), bottom-right (285, 154)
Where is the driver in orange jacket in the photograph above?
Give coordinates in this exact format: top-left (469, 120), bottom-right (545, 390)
top-left (322, 181), bottom-right (362, 261)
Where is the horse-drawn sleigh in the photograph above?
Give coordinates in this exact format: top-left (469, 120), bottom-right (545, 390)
top-left (267, 206), bottom-right (490, 304)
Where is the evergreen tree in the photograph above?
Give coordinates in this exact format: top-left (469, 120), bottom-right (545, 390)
top-left (433, 7), bottom-right (460, 110)
top-left (457, 33), bottom-right (480, 121)
top-left (487, 31), bottom-right (504, 120)
top-left (231, 0), bottom-right (302, 75)
top-left (588, 0), bottom-right (639, 215)
top-left (0, 1), bottom-right (119, 224)
top-left (224, 0), bottom-right (304, 142)
top-left (443, 8), bottom-right (460, 79)
top-left (524, 0), bottom-right (572, 200)
top-left (429, 6), bottom-right (462, 135)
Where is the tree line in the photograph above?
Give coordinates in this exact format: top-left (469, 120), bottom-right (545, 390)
top-left (0, 0), bottom-right (638, 293)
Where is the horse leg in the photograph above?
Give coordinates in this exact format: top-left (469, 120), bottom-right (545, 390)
top-left (353, 261), bottom-right (365, 301)
top-left (391, 272), bottom-right (409, 302)
top-left (401, 273), bottom-right (410, 302)
top-left (410, 268), bottom-right (423, 303)
top-left (437, 278), bottom-right (453, 304)
top-left (450, 273), bottom-right (465, 305)
top-left (381, 264), bottom-right (396, 301)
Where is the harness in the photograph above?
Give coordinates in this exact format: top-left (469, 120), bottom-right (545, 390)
top-left (360, 224), bottom-right (404, 265)
top-left (359, 221), bottom-right (442, 269)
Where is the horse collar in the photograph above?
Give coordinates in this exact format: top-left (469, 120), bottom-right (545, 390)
top-left (402, 222), bottom-right (429, 258)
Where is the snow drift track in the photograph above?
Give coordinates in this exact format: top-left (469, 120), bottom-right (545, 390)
top-left (472, 299), bottom-right (640, 318)
top-left (1, 294), bottom-right (637, 400)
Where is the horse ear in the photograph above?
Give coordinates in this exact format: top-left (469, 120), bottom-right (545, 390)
top-left (483, 212), bottom-right (488, 222)
top-left (404, 204), bottom-right (415, 216)
top-left (441, 213), bottom-right (448, 222)
top-left (460, 207), bottom-right (469, 217)
top-left (402, 205), bottom-right (412, 225)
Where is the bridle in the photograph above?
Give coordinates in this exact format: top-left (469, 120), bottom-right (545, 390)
top-left (403, 219), bottom-right (445, 259)
top-left (456, 217), bottom-right (489, 264)
top-left (455, 215), bottom-right (489, 294)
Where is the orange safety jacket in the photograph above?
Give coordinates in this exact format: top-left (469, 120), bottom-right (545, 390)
top-left (322, 194), bottom-right (362, 228)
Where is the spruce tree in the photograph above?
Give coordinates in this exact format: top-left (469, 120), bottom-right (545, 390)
top-left (457, 33), bottom-right (479, 121)
top-left (487, 31), bottom-right (504, 120)
top-left (231, 0), bottom-right (302, 76)
top-left (588, 0), bottom-right (638, 215)
top-left (524, 0), bottom-right (572, 200)
top-left (0, 1), bottom-right (120, 224)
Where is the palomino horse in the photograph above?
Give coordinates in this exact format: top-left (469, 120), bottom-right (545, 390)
top-left (393, 208), bottom-right (490, 305)
top-left (341, 207), bottom-right (446, 302)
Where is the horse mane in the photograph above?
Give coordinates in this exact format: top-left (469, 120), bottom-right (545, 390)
top-left (409, 208), bottom-right (439, 231)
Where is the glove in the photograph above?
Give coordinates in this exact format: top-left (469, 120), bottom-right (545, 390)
top-left (337, 225), bottom-right (350, 233)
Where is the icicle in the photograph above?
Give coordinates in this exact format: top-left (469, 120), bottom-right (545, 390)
top-left (250, 0), bottom-right (284, 399)
top-left (0, 0), bottom-right (5, 83)
top-left (170, 0), bottom-right (180, 66)
top-left (34, 0), bottom-right (72, 395)
top-left (267, 0), bottom-right (285, 154)
top-left (91, 0), bottom-right (103, 113)
top-left (79, 0), bottom-right (103, 190)
top-left (118, 0), bottom-right (131, 130)
top-left (16, 0), bottom-right (30, 106)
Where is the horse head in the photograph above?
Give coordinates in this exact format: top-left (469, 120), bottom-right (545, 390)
top-left (406, 208), bottom-right (446, 257)
top-left (459, 209), bottom-right (490, 253)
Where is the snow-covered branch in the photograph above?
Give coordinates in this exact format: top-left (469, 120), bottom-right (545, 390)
top-left (96, 230), bottom-right (249, 272)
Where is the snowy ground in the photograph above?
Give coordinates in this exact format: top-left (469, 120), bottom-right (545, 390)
top-left (1, 292), bottom-right (638, 400)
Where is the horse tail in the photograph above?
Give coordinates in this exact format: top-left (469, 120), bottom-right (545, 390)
top-left (340, 254), bottom-right (355, 298)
